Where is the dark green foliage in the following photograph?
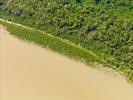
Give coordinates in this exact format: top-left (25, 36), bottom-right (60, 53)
top-left (76, 0), bottom-right (82, 3)
top-left (95, 0), bottom-right (101, 4)
top-left (0, 0), bottom-right (4, 5)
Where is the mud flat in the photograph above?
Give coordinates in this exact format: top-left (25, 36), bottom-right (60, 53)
top-left (1, 26), bottom-right (133, 100)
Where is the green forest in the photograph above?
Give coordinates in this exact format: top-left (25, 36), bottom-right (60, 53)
top-left (0, 0), bottom-right (133, 81)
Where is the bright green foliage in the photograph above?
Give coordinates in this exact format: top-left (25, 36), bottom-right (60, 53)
top-left (0, 0), bottom-right (133, 82)
top-left (0, 19), bottom-right (106, 67)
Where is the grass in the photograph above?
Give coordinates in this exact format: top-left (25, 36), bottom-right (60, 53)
top-left (0, 19), bottom-right (132, 83)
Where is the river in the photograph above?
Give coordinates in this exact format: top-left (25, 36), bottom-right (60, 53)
top-left (1, 25), bottom-right (133, 100)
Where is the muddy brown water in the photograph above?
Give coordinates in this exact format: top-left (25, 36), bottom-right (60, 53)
top-left (0, 26), bottom-right (133, 100)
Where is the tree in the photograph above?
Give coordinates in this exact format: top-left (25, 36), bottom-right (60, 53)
top-left (11, 8), bottom-right (21, 16)
top-left (76, 0), bottom-right (82, 3)
top-left (95, 0), bottom-right (101, 4)
top-left (0, 0), bottom-right (4, 5)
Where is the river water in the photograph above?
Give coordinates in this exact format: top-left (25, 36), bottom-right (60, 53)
top-left (1, 26), bottom-right (133, 100)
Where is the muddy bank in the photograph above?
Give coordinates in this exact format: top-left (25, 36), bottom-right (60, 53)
top-left (1, 26), bottom-right (133, 100)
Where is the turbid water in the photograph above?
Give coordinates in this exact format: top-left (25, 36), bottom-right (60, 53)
top-left (0, 25), bottom-right (133, 100)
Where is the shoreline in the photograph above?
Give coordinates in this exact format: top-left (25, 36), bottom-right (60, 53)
top-left (1, 18), bottom-right (132, 83)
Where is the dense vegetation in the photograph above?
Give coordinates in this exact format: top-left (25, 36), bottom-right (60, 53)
top-left (0, 0), bottom-right (133, 82)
